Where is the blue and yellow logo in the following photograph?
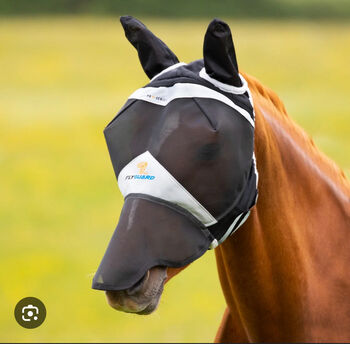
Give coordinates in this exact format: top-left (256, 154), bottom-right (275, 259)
top-left (125, 161), bottom-right (155, 180)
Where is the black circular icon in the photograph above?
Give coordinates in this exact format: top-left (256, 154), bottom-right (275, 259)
top-left (14, 297), bottom-right (46, 329)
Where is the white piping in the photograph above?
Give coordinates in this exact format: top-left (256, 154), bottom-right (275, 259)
top-left (218, 210), bottom-right (251, 244)
top-left (199, 68), bottom-right (249, 95)
top-left (129, 83), bottom-right (255, 127)
top-left (150, 62), bottom-right (187, 82)
top-left (253, 152), bottom-right (259, 188)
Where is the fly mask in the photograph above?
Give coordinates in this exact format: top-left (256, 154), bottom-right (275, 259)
top-left (92, 16), bottom-right (258, 291)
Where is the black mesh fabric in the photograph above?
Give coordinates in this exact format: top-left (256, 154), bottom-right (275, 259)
top-left (92, 195), bottom-right (212, 291)
top-left (104, 95), bottom-right (254, 220)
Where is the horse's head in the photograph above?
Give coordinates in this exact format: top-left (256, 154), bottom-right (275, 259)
top-left (92, 16), bottom-right (258, 315)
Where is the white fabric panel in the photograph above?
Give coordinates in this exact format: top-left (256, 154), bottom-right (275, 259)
top-left (128, 83), bottom-right (255, 127)
top-left (199, 68), bottom-right (249, 95)
top-left (117, 151), bottom-right (218, 227)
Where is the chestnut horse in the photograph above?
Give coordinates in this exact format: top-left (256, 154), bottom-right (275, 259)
top-left (99, 17), bottom-right (350, 342)
top-left (198, 73), bottom-right (350, 341)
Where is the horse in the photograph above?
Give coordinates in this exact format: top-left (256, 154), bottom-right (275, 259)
top-left (92, 16), bottom-right (350, 342)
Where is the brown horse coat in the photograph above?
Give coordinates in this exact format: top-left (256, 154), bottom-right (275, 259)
top-left (212, 73), bottom-right (350, 342)
top-left (98, 16), bottom-right (350, 341)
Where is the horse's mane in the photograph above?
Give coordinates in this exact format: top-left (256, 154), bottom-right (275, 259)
top-left (242, 72), bottom-right (350, 194)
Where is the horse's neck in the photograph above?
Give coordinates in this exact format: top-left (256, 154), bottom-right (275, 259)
top-left (215, 75), bottom-right (350, 342)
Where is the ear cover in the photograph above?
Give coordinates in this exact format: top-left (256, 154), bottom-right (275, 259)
top-left (203, 18), bottom-right (242, 87)
top-left (120, 15), bottom-right (179, 79)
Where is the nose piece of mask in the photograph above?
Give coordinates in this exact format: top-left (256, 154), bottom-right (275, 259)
top-left (92, 194), bottom-right (213, 291)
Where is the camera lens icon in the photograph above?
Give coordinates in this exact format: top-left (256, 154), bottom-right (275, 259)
top-left (22, 304), bottom-right (39, 322)
top-left (15, 297), bottom-right (46, 329)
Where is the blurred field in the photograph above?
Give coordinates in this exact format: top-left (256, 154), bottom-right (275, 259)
top-left (0, 17), bottom-right (349, 342)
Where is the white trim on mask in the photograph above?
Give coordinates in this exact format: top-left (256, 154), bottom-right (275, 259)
top-left (199, 68), bottom-right (249, 95)
top-left (128, 83), bottom-right (255, 127)
top-left (253, 152), bottom-right (259, 188)
top-left (150, 62), bottom-right (187, 82)
top-left (218, 210), bottom-right (251, 245)
top-left (118, 151), bottom-right (218, 227)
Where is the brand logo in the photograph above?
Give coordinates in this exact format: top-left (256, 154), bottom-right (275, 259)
top-left (125, 161), bottom-right (155, 180)
top-left (137, 161), bottom-right (148, 174)
top-left (146, 94), bottom-right (166, 102)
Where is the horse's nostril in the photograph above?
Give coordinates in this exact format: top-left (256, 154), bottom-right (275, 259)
top-left (126, 270), bottom-right (150, 296)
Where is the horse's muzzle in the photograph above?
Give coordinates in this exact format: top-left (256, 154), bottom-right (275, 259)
top-left (92, 194), bottom-right (212, 291)
top-left (105, 266), bottom-right (167, 315)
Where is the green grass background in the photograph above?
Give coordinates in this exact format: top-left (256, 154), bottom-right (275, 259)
top-left (1, 17), bottom-right (349, 342)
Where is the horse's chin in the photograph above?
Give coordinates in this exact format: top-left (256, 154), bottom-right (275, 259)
top-left (105, 266), bottom-right (167, 315)
top-left (132, 296), bottom-right (162, 315)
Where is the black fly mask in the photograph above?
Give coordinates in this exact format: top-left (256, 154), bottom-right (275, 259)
top-left (92, 16), bottom-right (258, 291)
